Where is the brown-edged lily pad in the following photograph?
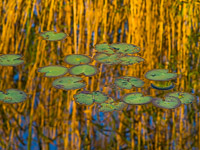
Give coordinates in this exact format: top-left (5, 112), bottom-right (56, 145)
top-left (40, 31), bottom-right (67, 41)
top-left (110, 43), bottom-right (140, 55)
top-left (38, 65), bottom-right (68, 77)
top-left (0, 54), bottom-right (24, 66)
top-left (64, 54), bottom-right (91, 65)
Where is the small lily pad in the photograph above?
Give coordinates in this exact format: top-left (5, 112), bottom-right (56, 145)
top-left (40, 31), bottom-right (67, 41)
top-left (94, 43), bottom-right (115, 54)
top-left (38, 65), bottom-right (68, 77)
top-left (69, 64), bottom-right (98, 77)
top-left (165, 92), bottom-right (196, 104)
top-left (151, 83), bottom-right (175, 90)
top-left (0, 89), bottom-right (27, 103)
top-left (122, 92), bottom-right (152, 105)
top-left (114, 76), bottom-right (144, 89)
top-left (94, 53), bottom-right (121, 65)
top-left (0, 54), bottom-right (24, 66)
top-left (152, 96), bottom-right (181, 109)
top-left (145, 69), bottom-right (177, 81)
top-left (52, 76), bottom-right (86, 90)
top-left (64, 54), bottom-right (91, 65)
top-left (110, 43), bottom-right (140, 54)
top-left (119, 56), bottom-right (144, 65)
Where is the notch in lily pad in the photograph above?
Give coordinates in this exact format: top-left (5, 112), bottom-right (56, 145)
top-left (0, 89), bottom-right (27, 103)
top-left (38, 65), bottom-right (68, 77)
top-left (64, 54), bottom-right (91, 65)
top-left (110, 43), bottom-right (140, 55)
top-left (40, 31), bottom-right (67, 41)
top-left (0, 54), bottom-right (24, 66)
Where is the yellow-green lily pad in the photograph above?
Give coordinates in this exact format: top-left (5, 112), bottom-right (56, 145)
top-left (40, 31), bottom-right (67, 41)
top-left (64, 54), bottom-right (91, 65)
top-left (119, 56), bottom-right (144, 65)
top-left (0, 54), bottom-right (24, 66)
top-left (38, 65), bottom-right (68, 77)
top-left (94, 53), bottom-right (121, 65)
top-left (110, 43), bottom-right (140, 54)
top-left (94, 43), bottom-right (115, 54)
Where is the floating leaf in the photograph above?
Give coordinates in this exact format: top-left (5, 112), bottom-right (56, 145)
top-left (38, 65), bottom-right (68, 77)
top-left (110, 43), bottom-right (140, 54)
top-left (151, 83), bottom-right (175, 90)
top-left (119, 56), bottom-right (144, 65)
top-left (52, 76), bottom-right (86, 90)
top-left (69, 64), bottom-right (98, 76)
top-left (64, 54), bottom-right (91, 65)
top-left (40, 31), bottom-right (67, 41)
top-left (94, 43), bottom-right (115, 54)
top-left (122, 92), bottom-right (152, 105)
top-left (0, 89), bottom-right (27, 103)
top-left (0, 54), bottom-right (24, 66)
top-left (94, 53), bottom-right (121, 65)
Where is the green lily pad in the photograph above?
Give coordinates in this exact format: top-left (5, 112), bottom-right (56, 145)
top-left (0, 89), bottom-right (27, 103)
top-left (40, 31), bottom-right (67, 41)
top-left (152, 96), bottom-right (181, 109)
top-left (119, 56), bottom-right (144, 65)
top-left (52, 76), bottom-right (86, 90)
top-left (74, 91), bottom-right (108, 105)
top-left (122, 92), bottom-right (152, 105)
top-left (94, 43), bottom-right (115, 54)
top-left (38, 65), bottom-right (68, 77)
top-left (64, 54), bottom-right (91, 65)
top-left (145, 69), bottom-right (177, 81)
top-left (94, 53), bottom-right (121, 65)
top-left (69, 64), bottom-right (98, 77)
top-left (151, 83), bottom-right (175, 90)
top-left (165, 92), bottom-right (196, 104)
top-left (114, 76), bottom-right (144, 89)
top-left (0, 54), bottom-right (24, 66)
top-left (110, 43), bottom-right (140, 54)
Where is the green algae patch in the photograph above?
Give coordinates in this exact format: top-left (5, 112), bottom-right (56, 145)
top-left (0, 54), bottom-right (24, 66)
top-left (151, 83), bottom-right (175, 90)
top-left (94, 43), bottom-right (115, 54)
top-left (110, 43), bottom-right (140, 55)
top-left (64, 54), bottom-right (91, 65)
top-left (165, 92), bottom-right (196, 104)
top-left (52, 76), bottom-right (86, 90)
top-left (38, 65), bottom-right (68, 77)
top-left (69, 64), bottom-right (98, 77)
top-left (152, 96), bottom-right (181, 109)
top-left (94, 53), bottom-right (121, 65)
top-left (114, 76), bottom-right (144, 89)
top-left (119, 56), bottom-right (144, 65)
top-left (74, 91), bottom-right (108, 105)
top-left (40, 31), bottom-right (67, 41)
top-left (122, 92), bottom-right (152, 105)
top-left (0, 89), bottom-right (27, 103)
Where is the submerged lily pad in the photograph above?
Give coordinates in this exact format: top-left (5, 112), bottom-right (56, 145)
top-left (38, 65), bottom-right (68, 77)
top-left (40, 31), bottom-right (67, 41)
top-left (119, 56), bottom-right (144, 65)
top-left (94, 53), bottom-right (121, 65)
top-left (74, 91), bottom-right (108, 105)
top-left (0, 54), bottom-right (24, 66)
top-left (64, 54), bottom-right (91, 65)
top-left (110, 43), bottom-right (140, 54)
top-left (152, 96), bottom-right (181, 109)
top-left (0, 89), bottom-right (27, 103)
top-left (94, 43), bottom-right (115, 54)
top-left (151, 83), bottom-right (175, 90)
top-left (122, 92), bottom-right (152, 105)
top-left (165, 92), bottom-right (196, 104)
top-left (52, 76), bottom-right (86, 90)
top-left (145, 69), bottom-right (177, 81)
top-left (69, 64), bottom-right (98, 76)
top-left (114, 76), bottom-right (144, 89)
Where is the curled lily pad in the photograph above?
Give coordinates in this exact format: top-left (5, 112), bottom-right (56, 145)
top-left (165, 92), bottom-right (196, 104)
top-left (52, 76), bottom-right (86, 90)
top-left (0, 54), bottom-right (24, 66)
top-left (110, 43), bottom-right (140, 54)
top-left (94, 43), bottom-right (115, 54)
top-left (119, 56), bottom-right (144, 65)
top-left (38, 65), bottom-right (68, 77)
top-left (152, 96), bottom-right (181, 109)
top-left (151, 83), bottom-right (175, 90)
top-left (114, 76), bottom-right (144, 89)
top-left (145, 69), bottom-right (177, 81)
top-left (69, 64), bottom-right (98, 77)
top-left (74, 91), bottom-right (108, 105)
top-left (0, 89), bottom-right (27, 103)
top-left (94, 53), bottom-right (121, 65)
top-left (40, 31), bottom-right (67, 41)
top-left (64, 54), bottom-right (91, 65)
top-left (122, 92), bottom-right (152, 105)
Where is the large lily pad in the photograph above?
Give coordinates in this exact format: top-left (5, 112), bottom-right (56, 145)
top-left (110, 43), bottom-right (140, 54)
top-left (64, 54), bottom-right (91, 65)
top-left (52, 76), bottom-right (86, 90)
top-left (69, 64), bottom-right (98, 77)
top-left (122, 92), bottom-right (152, 105)
top-left (40, 31), bottom-right (67, 41)
top-left (0, 89), bottom-right (27, 103)
top-left (165, 92), bottom-right (196, 104)
top-left (152, 96), bottom-right (181, 109)
top-left (114, 76), bottom-right (144, 89)
top-left (94, 53), bottom-right (121, 65)
top-left (119, 56), bottom-right (144, 65)
top-left (94, 43), bottom-right (115, 54)
top-left (0, 54), bottom-right (24, 66)
top-left (38, 65), bottom-right (68, 77)
top-left (151, 83), bottom-right (175, 90)
top-left (145, 69), bottom-right (177, 81)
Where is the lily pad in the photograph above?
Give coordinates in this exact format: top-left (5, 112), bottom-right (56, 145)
top-left (94, 53), bottom-right (121, 65)
top-left (119, 56), bottom-right (144, 65)
top-left (69, 64), bottom-right (98, 77)
top-left (0, 54), bottom-right (24, 66)
top-left (152, 96), bottom-right (181, 109)
top-left (94, 43), bottom-right (115, 54)
top-left (145, 69), bottom-right (177, 81)
top-left (52, 76), bottom-right (86, 90)
top-left (64, 54), bottom-right (91, 65)
top-left (40, 31), bottom-right (67, 41)
top-left (38, 65), bottom-right (68, 77)
top-left (0, 89), bottom-right (27, 103)
top-left (151, 83), bottom-right (175, 90)
top-left (165, 92), bottom-right (196, 104)
top-left (122, 92), bottom-right (152, 105)
top-left (114, 76), bottom-right (144, 89)
top-left (110, 43), bottom-right (140, 54)
top-left (74, 91), bottom-right (108, 105)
